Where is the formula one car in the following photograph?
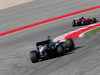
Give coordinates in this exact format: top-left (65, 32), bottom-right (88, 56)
top-left (30, 36), bottom-right (75, 63)
top-left (72, 17), bottom-right (98, 27)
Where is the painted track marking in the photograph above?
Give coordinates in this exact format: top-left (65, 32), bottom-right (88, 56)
top-left (54, 23), bottom-right (100, 41)
top-left (0, 5), bottom-right (100, 37)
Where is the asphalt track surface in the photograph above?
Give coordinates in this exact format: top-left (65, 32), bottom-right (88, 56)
top-left (0, 0), bottom-right (100, 75)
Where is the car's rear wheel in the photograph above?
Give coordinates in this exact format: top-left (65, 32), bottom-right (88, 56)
top-left (65, 38), bottom-right (75, 50)
top-left (57, 45), bottom-right (65, 56)
top-left (72, 21), bottom-right (76, 27)
top-left (72, 20), bottom-right (77, 27)
top-left (30, 50), bottom-right (39, 63)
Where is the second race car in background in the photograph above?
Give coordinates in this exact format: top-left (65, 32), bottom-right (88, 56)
top-left (72, 17), bottom-right (98, 27)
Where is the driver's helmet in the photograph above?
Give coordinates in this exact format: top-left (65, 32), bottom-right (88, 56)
top-left (47, 36), bottom-right (53, 48)
top-left (81, 17), bottom-right (85, 19)
top-left (47, 36), bottom-right (52, 41)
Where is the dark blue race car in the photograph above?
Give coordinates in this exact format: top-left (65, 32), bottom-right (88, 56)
top-left (30, 36), bottom-right (75, 63)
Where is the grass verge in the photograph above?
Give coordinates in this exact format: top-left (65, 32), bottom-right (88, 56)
top-left (83, 27), bottom-right (100, 36)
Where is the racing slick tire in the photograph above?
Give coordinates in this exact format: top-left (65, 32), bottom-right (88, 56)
top-left (57, 44), bottom-right (65, 56)
top-left (92, 18), bottom-right (96, 23)
top-left (72, 20), bottom-right (77, 27)
top-left (30, 50), bottom-right (39, 63)
top-left (72, 24), bottom-right (76, 27)
top-left (66, 38), bottom-right (75, 50)
top-left (72, 22), bottom-right (76, 27)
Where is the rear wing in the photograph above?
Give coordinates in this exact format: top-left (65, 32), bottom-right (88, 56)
top-left (36, 40), bottom-right (49, 46)
top-left (36, 40), bottom-right (50, 52)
